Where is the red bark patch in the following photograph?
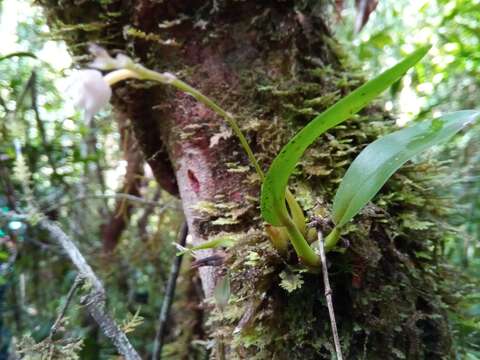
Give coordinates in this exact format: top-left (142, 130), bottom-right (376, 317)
top-left (188, 169), bottom-right (200, 194)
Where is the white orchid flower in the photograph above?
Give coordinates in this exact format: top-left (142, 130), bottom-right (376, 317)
top-left (64, 44), bottom-right (175, 122)
top-left (65, 69), bottom-right (112, 122)
top-left (64, 67), bottom-right (138, 122)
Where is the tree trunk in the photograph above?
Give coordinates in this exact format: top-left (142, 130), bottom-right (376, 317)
top-left (40, 1), bottom-right (455, 358)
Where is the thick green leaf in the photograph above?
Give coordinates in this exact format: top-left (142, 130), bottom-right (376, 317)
top-left (333, 110), bottom-right (480, 227)
top-left (261, 45), bottom-right (431, 226)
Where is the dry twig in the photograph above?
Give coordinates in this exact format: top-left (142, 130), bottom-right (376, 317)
top-left (316, 230), bottom-right (343, 360)
top-left (49, 275), bottom-right (83, 339)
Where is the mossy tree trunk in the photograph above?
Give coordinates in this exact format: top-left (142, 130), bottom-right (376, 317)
top-left (40, 1), bottom-right (455, 358)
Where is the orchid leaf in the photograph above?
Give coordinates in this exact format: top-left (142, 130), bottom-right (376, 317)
top-left (261, 45), bottom-right (431, 226)
top-left (333, 110), bottom-right (480, 227)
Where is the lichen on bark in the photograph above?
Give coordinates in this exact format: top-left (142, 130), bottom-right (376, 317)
top-left (39, 0), bottom-right (460, 358)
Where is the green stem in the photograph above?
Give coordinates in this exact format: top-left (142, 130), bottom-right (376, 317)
top-left (173, 78), bottom-right (266, 180)
top-left (285, 189), bottom-right (306, 234)
top-left (283, 215), bottom-right (320, 267)
top-left (126, 63), bottom-right (265, 181)
top-left (324, 227), bottom-right (341, 251)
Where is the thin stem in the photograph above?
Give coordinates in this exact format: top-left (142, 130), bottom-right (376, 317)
top-left (126, 63), bottom-right (265, 181)
top-left (104, 69), bottom-right (140, 85)
top-left (175, 78), bottom-right (265, 180)
top-left (118, 63), bottom-right (313, 261)
top-left (316, 231), bottom-right (343, 360)
top-left (152, 221), bottom-right (188, 360)
top-left (49, 276), bottom-right (83, 339)
top-left (324, 227), bottom-right (341, 251)
top-left (48, 276), bottom-right (83, 359)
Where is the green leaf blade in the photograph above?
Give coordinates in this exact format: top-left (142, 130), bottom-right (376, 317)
top-left (261, 45), bottom-right (431, 226)
top-left (333, 110), bottom-right (480, 227)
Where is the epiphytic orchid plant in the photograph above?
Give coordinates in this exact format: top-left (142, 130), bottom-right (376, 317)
top-left (260, 45), bottom-right (480, 267)
top-left (68, 44), bottom-right (480, 270)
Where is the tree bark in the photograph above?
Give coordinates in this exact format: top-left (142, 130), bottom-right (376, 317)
top-left (40, 1), bottom-right (456, 359)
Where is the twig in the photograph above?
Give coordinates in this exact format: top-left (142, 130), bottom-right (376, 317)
top-left (37, 219), bottom-right (141, 360)
top-left (151, 221), bottom-right (188, 360)
top-left (0, 209), bottom-right (142, 360)
top-left (43, 193), bottom-right (179, 212)
top-left (1, 214), bottom-right (131, 355)
top-left (316, 230), bottom-right (343, 360)
top-left (47, 276), bottom-right (83, 360)
top-left (49, 275), bottom-right (83, 339)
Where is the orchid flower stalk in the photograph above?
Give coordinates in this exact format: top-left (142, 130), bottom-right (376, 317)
top-left (70, 44), bottom-right (261, 177)
top-left (66, 44), bottom-right (306, 257)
